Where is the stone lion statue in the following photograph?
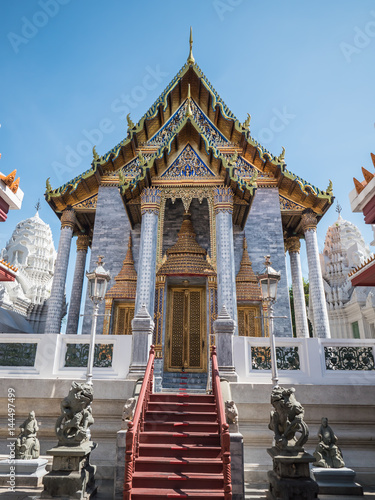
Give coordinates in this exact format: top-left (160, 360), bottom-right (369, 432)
top-left (55, 381), bottom-right (94, 446)
top-left (15, 411), bottom-right (40, 459)
top-left (225, 400), bottom-right (238, 425)
top-left (269, 386), bottom-right (309, 450)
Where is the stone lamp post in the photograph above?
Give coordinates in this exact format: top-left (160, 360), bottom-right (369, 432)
top-left (85, 256), bottom-right (111, 385)
top-left (257, 255), bottom-right (281, 388)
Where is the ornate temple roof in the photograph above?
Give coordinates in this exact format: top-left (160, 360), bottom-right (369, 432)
top-left (0, 258), bottom-right (17, 282)
top-left (0, 167), bottom-right (24, 220)
top-left (157, 212), bottom-right (215, 276)
top-left (236, 236), bottom-right (262, 302)
top-left (45, 31), bottom-right (333, 237)
top-left (349, 152), bottom-right (375, 286)
top-left (105, 234), bottom-right (137, 300)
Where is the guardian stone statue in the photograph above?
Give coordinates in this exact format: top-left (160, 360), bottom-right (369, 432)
top-left (15, 411), bottom-right (40, 459)
top-left (313, 417), bottom-right (345, 468)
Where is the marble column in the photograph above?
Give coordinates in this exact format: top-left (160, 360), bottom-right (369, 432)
top-left (128, 188), bottom-right (161, 378)
top-left (301, 209), bottom-right (331, 338)
top-left (65, 234), bottom-right (90, 335)
top-left (134, 187), bottom-right (161, 317)
top-left (128, 304), bottom-right (154, 379)
top-left (45, 208), bottom-right (76, 334)
top-left (214, 187), bottom-right (238, 334)
top-left (285, 236), bottom-right (310, 338)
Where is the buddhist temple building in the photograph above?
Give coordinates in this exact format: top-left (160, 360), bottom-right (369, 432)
top-left (44, 33), bottom-right (334, 380)
top-left (320, 208), bottom-right (375, 339)
top-left (0, 210), bottom-right (60, 333)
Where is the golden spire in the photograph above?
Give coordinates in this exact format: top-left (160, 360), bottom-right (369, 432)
top-left (186, 84), bottom-right (193, 118)
top-left (105, 233), bottom-right (137, 299)
top-left (187, 26), bottom-right (195, 65)
top-left (236, 236), bottom-right (262, 301)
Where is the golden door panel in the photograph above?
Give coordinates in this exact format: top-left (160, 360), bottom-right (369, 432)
top-left (165, 287), bottom-right (206, 372)
top-left (238, 305), bottom-right (261, 337)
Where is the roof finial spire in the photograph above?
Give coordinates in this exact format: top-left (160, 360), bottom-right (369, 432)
top-left (186, 84), bottom-right (193, 118)
top-left (336, 201), bottom-right (342, 217)
top-left (187, 27), bottom-right (195, 65)
top-left (35, 199), bottom-right (41, 215)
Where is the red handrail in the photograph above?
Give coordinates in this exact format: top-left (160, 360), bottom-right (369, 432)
top-left (123, 345), bottom-right (155, 500)
top-left (211, 345), bottom-right (232, 500)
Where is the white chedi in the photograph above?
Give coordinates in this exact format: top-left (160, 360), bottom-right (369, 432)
top-left (0, 211), bottom-right (57, 332)
top-left (320, 214), bottom-right (375, 338)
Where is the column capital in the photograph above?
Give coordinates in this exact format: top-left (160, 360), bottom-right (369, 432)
top-left (76, 234), bottom-right (90, 252)
top-left (61, 208), bottom-right (76, 229)
top-left (285, 235), bottom-right (301, 254)
top-left (301, 209), bottom-right (318, 233)
top-left (213, 186), bottom-right (233, 215)
top-left (141, 187), bottom-right (162, 215)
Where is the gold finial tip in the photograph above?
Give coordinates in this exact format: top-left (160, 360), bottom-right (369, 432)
top-left (187, 26), bottom-right (195, 64)
top-left (185, 84), bottom-right (193, 117)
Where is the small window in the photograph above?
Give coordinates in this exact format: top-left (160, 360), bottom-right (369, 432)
top-left (351, 321), bottom-right (360, 339)
top-left (237, 305), bottom-right (262, 337)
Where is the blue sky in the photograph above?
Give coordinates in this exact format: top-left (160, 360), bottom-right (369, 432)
top-left (1, 1), bottom-right (375, 330)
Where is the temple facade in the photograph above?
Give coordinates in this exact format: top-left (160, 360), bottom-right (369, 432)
top-left (44, 38), bottom-right (333, 379)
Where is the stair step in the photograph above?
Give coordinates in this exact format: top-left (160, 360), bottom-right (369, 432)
top-left (162, 372), bottom-right (208, 391)
top-left (147, 402), bottom-right (217, 413)
top-left (162, 388), bottom-right (208, 394)
top-left (131, 488), bottom-right (225, 500)
top-left (132, 472), bottom-right (224, 489)
top-left (138, 444), bottom-right (222, 458)
top-left (144, 421), bottom-right (219, 433)
top-left (146, 411), bottom-right (218, 422)
top-left (135, 457), bottom-right (223, 473)
top-left (140, 431), bottom-right (220, 445)
top-left (150, 394), bottom-right (215, 404)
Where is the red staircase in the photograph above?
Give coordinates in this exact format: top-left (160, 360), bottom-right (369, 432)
top-left (123, 346), bottom-right (232, 500)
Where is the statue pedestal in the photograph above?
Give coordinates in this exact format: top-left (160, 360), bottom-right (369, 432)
top-left (311, 467), bottom-right (363, 496)
top-left (41, 441), bottom-right (97, 499)
top-left (0, 458), bottom-right (48, 487)
top-left (267, 447), bottom-right (319, 500)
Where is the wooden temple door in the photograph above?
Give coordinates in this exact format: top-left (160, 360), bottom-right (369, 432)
top-left (165, 286), bottom-right (206, 372)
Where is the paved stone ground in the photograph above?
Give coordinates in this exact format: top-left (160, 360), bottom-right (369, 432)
top-left (1, 481), bottom-right (375, 499)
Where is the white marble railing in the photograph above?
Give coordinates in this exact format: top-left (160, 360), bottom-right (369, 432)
top-left (233, 336), bottom-right (375, 385)
top-left (0, 334), bottom-right (132, 379)
top-left (0, 334), bottom-right (374, 385)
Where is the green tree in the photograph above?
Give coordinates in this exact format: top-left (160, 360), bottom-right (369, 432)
top-left (289, 278), bottom-right (313, 337)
